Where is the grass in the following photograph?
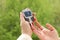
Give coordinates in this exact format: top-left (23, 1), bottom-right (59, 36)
top-left (0, 0), bottom-right (60, 40)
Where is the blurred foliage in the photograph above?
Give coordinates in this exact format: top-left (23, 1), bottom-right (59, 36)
top-left (0, 0), bottom-right (60, 40)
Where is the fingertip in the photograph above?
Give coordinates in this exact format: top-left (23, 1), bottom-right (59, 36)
top-left (46, 23), bottom-right (54, 31)
top-left (46, 23), bottom-right (52, 27)
top-left (46, 23), bottom-right (49, 25)
top-left (20, 12), bottom-right (22, 17)
top-left (20, 12), bottom-right (22, 15)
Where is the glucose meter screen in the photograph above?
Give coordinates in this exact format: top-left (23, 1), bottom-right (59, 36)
top-left (24, 11), bottom-right (31, 17)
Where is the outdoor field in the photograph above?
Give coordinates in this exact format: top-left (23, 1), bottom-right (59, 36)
top-left (0, 0), bottom-right (60, 40)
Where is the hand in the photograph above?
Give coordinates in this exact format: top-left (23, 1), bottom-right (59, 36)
top-left (31, 17), bottom-right (59, 40)
top-left (20, 12), bottom-right (32, 36)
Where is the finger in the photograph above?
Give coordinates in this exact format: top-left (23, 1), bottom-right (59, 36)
top-left (34, 20), bottom-right (43, 30)
top-left (42, 28), bottom-right (50, 35)
top-left (35, 21), bottom-right (43, 30)
top-left (32, 12), bottom-right (37, 22)
top-left (30, 23), bottom-right (40, 36)
top-left (20, 12), bottom-right (25, 22)
top-left (32, 15), bottom-right (43, 30)
top-left (30, 23), bottom-right (37, 30)
top-left (32, 12), bottom-right (36, 16)
top-left (31, 22), bottom-right (42, 31)
top-left (31, 24), bottom-right (46, 40)
top-left (33, 15), bottom-right (37, 22)
top-left (46, 23), bottom-right (55, 31)
top-left (32, 12), bottom-right (43, 30)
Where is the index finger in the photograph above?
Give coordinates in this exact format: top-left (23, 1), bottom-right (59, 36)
top-left (33, 16), bottom-right (43, 30)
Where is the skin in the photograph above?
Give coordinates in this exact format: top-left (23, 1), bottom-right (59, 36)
top-left (31, 16), bottom-right (59, 40)
top-left (20, 12), bottom-right (60, 40)
top-left (20, 12), bottom-right (32, 36)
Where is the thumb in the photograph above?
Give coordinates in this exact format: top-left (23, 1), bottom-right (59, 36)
top-left (20, 12), bottom-right (25, 22)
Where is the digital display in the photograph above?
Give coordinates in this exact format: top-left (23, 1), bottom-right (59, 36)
top-left (24, 11), bottom-right (32, 17)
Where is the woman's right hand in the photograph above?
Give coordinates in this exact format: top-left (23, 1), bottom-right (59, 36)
top-left (31, 17), bottom-right (59, 40)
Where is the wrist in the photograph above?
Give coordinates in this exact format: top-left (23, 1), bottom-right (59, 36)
top-left (22, 33), bottom-right (32, 37)
top-left (21, 30), bottom-right (32, 36)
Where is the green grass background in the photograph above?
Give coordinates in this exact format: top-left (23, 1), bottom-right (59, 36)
top-left (0, 0), bottom-right (60, 40)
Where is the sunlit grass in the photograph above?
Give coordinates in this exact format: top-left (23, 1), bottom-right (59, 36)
top-left (0, 0), bottom-right (60, 40)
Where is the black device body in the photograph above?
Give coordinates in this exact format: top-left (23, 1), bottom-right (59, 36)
top-left (23, 11), bottom-right (34, 23)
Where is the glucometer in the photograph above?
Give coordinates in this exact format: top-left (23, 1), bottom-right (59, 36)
top-left (22, 8), bottom-right (34, 24)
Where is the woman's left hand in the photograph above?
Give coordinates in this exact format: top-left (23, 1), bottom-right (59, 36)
top-left (20, 12), bottom-right (32, 36)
